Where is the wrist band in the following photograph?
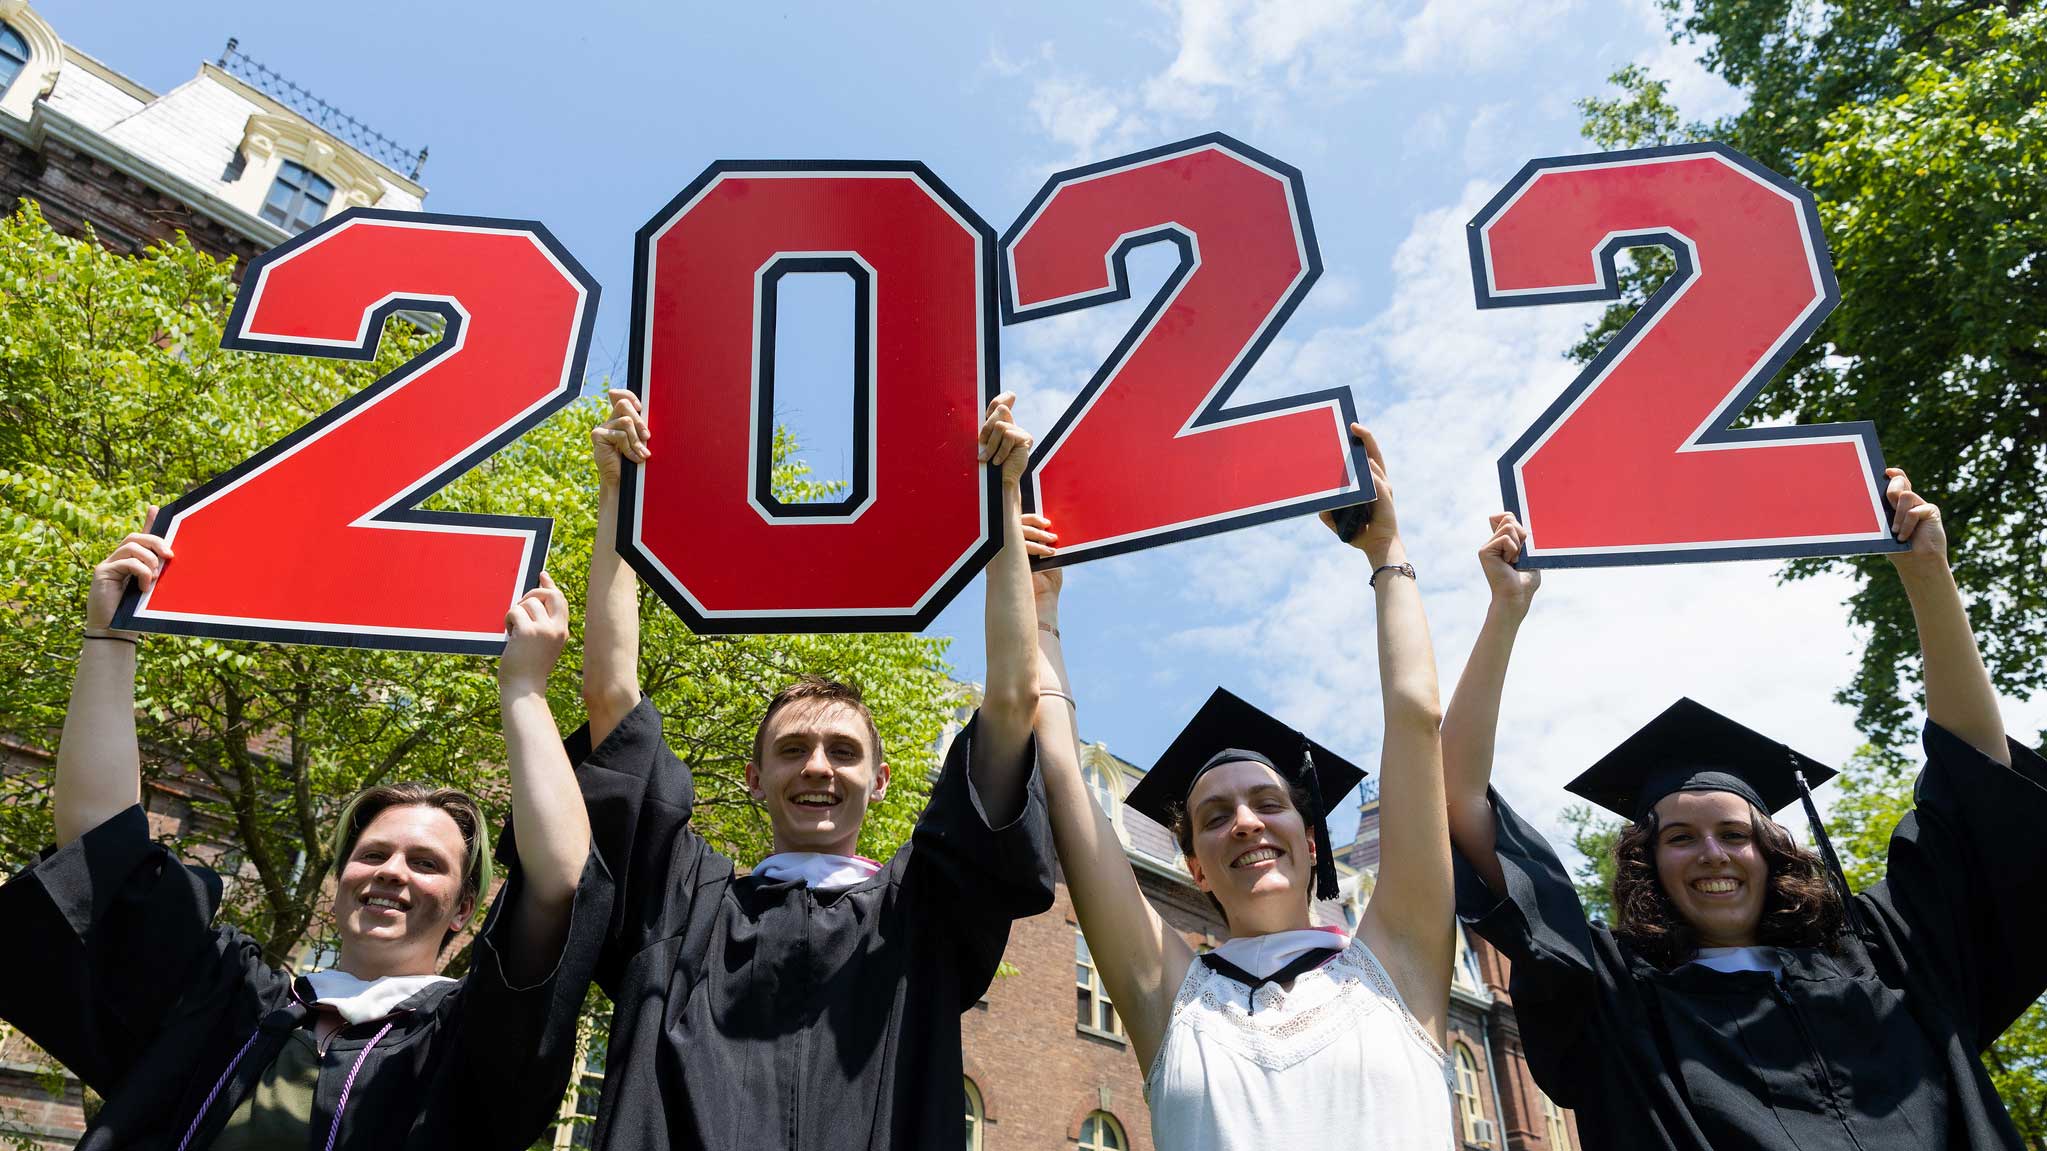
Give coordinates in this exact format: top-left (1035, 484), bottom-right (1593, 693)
top-left (1037, 622), bottom-right (1061, 639)
top-left (1369, 562), bottom-right (1416, 588)
top-left (83, 628), bottom-right (139, 645)
top-left (1040, 688), bottom-right (1077, 708)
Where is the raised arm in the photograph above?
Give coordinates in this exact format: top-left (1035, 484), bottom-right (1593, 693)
top-left (1338, 426), bottom-right (1452, 1043)
top-left (495, 572), bottom-right (593, 978)
top-left (968, 394), bottom-right (1040, 824)
top-left (1885, 469), bottom-right (2008, 765)
top-left (53, 517), bottom-right (170, 846)
top-left (1028, 536), bottom-right (1191, 1072)
top-left (584, 389), bottom-right (649, 747)
top-left (1441, 513), bottom-right (1541, 896)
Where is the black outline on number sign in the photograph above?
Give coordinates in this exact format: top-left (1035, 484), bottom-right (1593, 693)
top-left (1467, 140), bottom-right (1903, 569)
top-left (752, 256), bottom-right (872, 519)
top-left (113, 207), bottom-right (600, 654)
top-left (999, 131), bottom-right (1373, 571)
top-left (621, 160), bottom-right (1003, 634)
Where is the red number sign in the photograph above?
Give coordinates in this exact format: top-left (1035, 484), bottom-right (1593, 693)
top-left (1469, 143), bottom-right (1902, 567)
top-left (1002, 134), bottom-right (1371, 567)
top-left (114, 210), bottom-right (599, 653)
top-left (620, 162), bottom-right (1001, 634)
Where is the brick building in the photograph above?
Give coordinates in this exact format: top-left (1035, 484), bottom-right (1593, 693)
top-left (0, 0), bottom-right (426, 265)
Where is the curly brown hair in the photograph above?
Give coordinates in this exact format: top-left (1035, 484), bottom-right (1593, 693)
top-left (1610, 802), bottom-right (1845, 968)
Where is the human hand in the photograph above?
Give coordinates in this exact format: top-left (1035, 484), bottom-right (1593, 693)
top-left (1883, 468), bottom-right (1947, 569)
top-left (499, 572), bottom-right (570, 696)
top-left (1318, 424), bottom-right (1399, 562)
top-left (591, 388), bottom-right (650, 487)
top-left (1479, 512), bottom-right (1541, 615)
top-left (86, 506), bottom-right (169, 634)
top-left (978, 392), bottom-right (1032, 487)
top-left (1023, 513), bottom-right (1061, 621)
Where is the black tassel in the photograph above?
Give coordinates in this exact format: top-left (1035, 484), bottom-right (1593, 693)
top-left (1302, 739), bottom-right (1340, 902)
top-left (1794, 765), bottom-right (1861, 932)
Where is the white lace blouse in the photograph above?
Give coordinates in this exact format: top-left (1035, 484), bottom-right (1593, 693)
top-left (1145, 935), bottom-right (1455, 1150)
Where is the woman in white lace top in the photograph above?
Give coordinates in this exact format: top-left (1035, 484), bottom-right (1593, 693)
top-left (1025, 424), bottom-right (1456, 1150)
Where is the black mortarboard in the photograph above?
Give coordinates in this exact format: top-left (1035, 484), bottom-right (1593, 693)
top-left (1567, 697), bottom-right (1855, 911)
top-left (1125, 688), bottom-right (1367, 902)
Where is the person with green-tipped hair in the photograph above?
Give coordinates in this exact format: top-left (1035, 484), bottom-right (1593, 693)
top-left (0, 520), bottom-right (609, 1151)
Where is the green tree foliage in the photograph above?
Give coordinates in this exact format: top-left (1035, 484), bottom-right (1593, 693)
top-left (1556, 802), bottom-right (1622, 925)
top-left (1572, 5), bottom-right (2047, 748)
top-left (0, 204), bottom-right (958, 970)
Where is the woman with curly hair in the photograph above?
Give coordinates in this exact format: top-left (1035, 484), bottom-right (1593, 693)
top-left (1441, 470), bottom-right (2047, 1151)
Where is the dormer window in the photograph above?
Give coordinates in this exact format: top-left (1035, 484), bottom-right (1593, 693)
top-left (0, 24), bottom-right (29, 94)
top-left (260, 159), bottom-right (333, 233)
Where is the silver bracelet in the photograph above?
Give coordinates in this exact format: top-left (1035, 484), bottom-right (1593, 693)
top-left (1369, 562), bottom-right (1416, 588)
top-left (1039, 688), bottom-right (1077, 709)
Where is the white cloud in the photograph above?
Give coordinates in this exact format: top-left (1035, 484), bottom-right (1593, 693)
top-left (1396, 0), bottom-right (1579, 73)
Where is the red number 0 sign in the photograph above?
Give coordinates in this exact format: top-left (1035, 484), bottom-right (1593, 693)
top-left (1003, 134), bottom-right (1371, 566)
top-left (114, 210), bottom-right (599, 653)
top-left (619, 162), bottom-right (1001, 634)
top-left (1469, 143), bottom-right (1902, 567)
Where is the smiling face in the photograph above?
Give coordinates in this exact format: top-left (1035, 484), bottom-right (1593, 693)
top-left (331, 804), bottom-right (474, 978)
top-left (1180, 759), bottom-right (1316, 935)
top-left (748, 698), bottom-right (889, 857)
top-left (1650, 789), bottom-right (1769, 949)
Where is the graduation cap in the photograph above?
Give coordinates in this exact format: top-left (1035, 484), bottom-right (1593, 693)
top-left (1125, 688), bottom-right (1367, 902)
top-left (1566, 697), bottom-right (1854, 909)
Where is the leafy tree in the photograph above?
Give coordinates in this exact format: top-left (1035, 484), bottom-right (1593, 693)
top-left (1556, 802), bottom-right (1622, 925)
top-left (0, 204), bottom-right (959, 974)
top-left (1572, 4), bottom-right (2047, 749)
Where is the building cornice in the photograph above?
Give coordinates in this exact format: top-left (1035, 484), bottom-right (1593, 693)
top-left (31, 101), bottom-right (288, 248)
top-left (201, 62), bottom-right (424, 196)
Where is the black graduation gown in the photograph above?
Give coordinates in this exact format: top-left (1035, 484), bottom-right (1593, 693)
top-left (0, 803), bottom-right (609, 1151)
top-left (572, 698), bottom-right (1054, 1151)
top-left (1455, 722), bottom-right (2047, 1151)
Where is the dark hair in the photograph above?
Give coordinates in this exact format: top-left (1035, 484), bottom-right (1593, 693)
top-left (326, 783), bottom-right (492, 947)
top-left (1610, 801), bottom-right (1844, 968)
top-left (753, 675), bottom-right (883, 766)
top-left (1167, 768), bottom-right (1317, 923)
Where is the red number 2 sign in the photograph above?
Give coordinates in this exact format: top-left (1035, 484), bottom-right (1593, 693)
top-left (115, 210), bottom-right (599, 653)
top-left (1003, 135), bottom-right (1370, 567)
top-left (1469, 143), bottom-right (1902, 567)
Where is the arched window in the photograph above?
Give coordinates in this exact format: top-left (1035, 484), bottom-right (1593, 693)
top-left (1542, 1091), bottom-right (1573, 1150)
top-left (1080, 755), bottom-right (1118, 818)
top-left (1077, 1111), bottom-right (1126, 1151)
top-left (0, 24), bottom-right (28, 94)
top-left (962, 1077), bottom-right (984, 1151)
top-left (1453, 1043), bottom-right (1491, 1145)
top-left (1075, 929), bottom-right (1122, 1037)
top-left (260, 159), bottom-right (336, 233)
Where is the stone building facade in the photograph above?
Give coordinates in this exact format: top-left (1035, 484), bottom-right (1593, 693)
top-left (0, 0), bottom-right (425, 265)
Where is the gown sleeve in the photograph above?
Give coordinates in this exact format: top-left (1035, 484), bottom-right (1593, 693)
top-left (0, 805), bottom-right (252, 1094)
top-left (567, 696), bottom-right (720, 993)
top-left (448, 845), bottom-right (614, 1149)
top-left (1452, 787), bottom-right (1607, 1105)
top-left (907, 714), bottom-right (1056, 1009)
top-left (1862, 721), bottom-right (2047, 1048)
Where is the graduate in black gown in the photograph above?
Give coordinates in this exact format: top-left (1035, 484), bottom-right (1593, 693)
top-left (0, 529), bottom-right (608, 1151)
top-left (570, 389), bottom-right (1053, 1151)
top-left (1440, 472), bottom-right (2047, 1151)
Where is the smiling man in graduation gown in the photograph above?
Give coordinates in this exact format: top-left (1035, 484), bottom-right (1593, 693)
top-left (569, 390), bottom-right (1053, 1151)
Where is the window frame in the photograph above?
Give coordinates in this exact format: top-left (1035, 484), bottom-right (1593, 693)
top-left (963, 1077), bottom-right (984, 1151)
top-left (1453, 1042), bottom-right (1489, 1145)
top-left (1077, 1110), bottom-right (1127, 1151)
top-left (0, 24), bottom-right (28, 95)
top-left (260, 159), bottom-right (337, 234)
top-left (1074, 929), bottom-right (1126, 1041)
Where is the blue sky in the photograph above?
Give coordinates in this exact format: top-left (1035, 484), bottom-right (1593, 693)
top-left (55, 0), bottom-right (2046, 848)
